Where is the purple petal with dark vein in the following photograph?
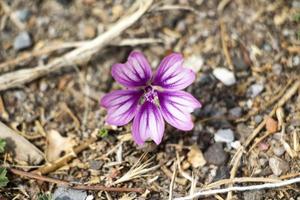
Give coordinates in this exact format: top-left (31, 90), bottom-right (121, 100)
top-left (100, 89), bottom-right (143, 126)
top-left (152, 53), bottom-right (195, 90)
top-left (157, 90), bottom-right (201, 131)
top-left (132, 101), bottom-right (165, 145)
top-left (111, 51), bottom-right (152, 88)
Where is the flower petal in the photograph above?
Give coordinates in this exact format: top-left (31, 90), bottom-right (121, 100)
top-left (132, 101), bottom-right (165, 145)
top-left (100, 90), bottom-right (143, 126)
top-left (152, 53), bottom-right (195, 90)
top-left (157, 91), bottom-right (201, 131)
top-left (111, 51), bottom-right (152, 88)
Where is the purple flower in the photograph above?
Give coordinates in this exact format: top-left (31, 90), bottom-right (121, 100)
top-left (100, 51), bottom-right (201, 145)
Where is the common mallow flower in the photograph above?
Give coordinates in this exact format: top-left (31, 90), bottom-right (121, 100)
top-left (100, 51), bottom-right (201, 145)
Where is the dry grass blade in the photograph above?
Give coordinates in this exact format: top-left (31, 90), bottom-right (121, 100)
top-left (0, 0), bottom-right (153, 91)
top-left (112, 154), bottom-right (159, 185)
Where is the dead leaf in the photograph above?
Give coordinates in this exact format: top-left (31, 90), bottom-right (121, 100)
top-left (187, 145), bottom-right (206, 168)
top-left (0, 121), bottom-right (44, 165)
top-left (266, 117), bottom-right (278, 134)
top-left (46, 130), bottom-right (75, 162)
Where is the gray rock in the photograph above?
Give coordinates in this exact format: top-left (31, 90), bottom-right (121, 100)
top-left (214, 129), bottom-right (234, 143)
top-left (13, 32), bottom-right (32, 51)
top-left (14, 9), bottom-right (31, 22)
top-left (254, 115), bottom-right (263, 124)
top-left (248, 83), bottom-right (264, 97)
top-left (53, 187), bottom-right (87, 200)
top-left (204, 143), bottom-right (228, 165)
top-left (243, 190), bottom-right (264, 200)
top-left (213, 165), bottom-right (230, 181)
top-left (273, 146), bottom-right (285, 157)
top-left (263, 43), bottom-right (272, 52)
top-left (212, 67), bottom-right (236, 86)
top-left (89, 160), bottom-right (103, 170)
top-left (236, 123), bottom-right (252, 143)
top-left (269, 156), bottom-right (289, 176)
top-left (293, 0), bottom-right (300, 8)
top-left (229, 107), bottom-right (242, 118)
top-left (233, 56), bottom-right (249, 70)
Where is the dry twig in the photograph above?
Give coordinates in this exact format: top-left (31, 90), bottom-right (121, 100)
top-left (0, 38), bottom-right (162, 73)
top-left (0, 0), bottom-right (153, 91)
top-left (227, 79), bottom-right (300, 199)
top-left (174, 176), bottom-right (300, 200)
top-left (219, 20), bottom-right (233, 70)
top-left (168, 164), bottom-right (177, 200)
top-left (9, 168), bottom-right (144, 193)
top-left (37, 136), bottom-right (97, 175)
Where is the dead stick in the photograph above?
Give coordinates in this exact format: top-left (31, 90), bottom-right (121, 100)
top-left (0, 38), bottom-right (162, 73)
top-left (0, 0), bottom-right (153, 91)
top-left (227, 79), bottom-right (300, 199)
top-left (220, 19), bottom-right (233, 70)
top-left (37, 137), bottom-right (97, 175)
top-left (9, 168), bottom-right (144, 193)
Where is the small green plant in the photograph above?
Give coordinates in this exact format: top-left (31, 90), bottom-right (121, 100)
top-left (0, 168), bottom-right (9, 187)
top-left (98, 128), bottom-right (108, 138)
top-left (37, 193), bottom-right (52, 200)
top-left (293, 12), bottom-right (300, 22)
top-left (0, 138), bottom-right (6, 153)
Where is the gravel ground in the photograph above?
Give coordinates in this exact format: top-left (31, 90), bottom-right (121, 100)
top-left (0, 0), bottom-right (300, 199)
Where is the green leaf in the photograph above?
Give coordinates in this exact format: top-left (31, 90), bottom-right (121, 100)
top-left (0, 138), bottom-right (6, 153)
top-left (293, 12), bottom-right (300, 22)
top-left (98, 128), bottom-right (108, 138)
top-left (37, 193), bottom-right (52, 200)
top-left (0, 168), bottom-right (9, 187)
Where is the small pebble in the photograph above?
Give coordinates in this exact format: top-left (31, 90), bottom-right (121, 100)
top-left (263, 43), bottom-right (272, 52)
top-left (292, 56), bottom-right (300, 66)
top-left (259, 158), bottom-right (268, 166)
top-left (230, 140), bottom-right (241, 149)
top-left (269, 156), bottom-right (289, 176)
top-left (291, 118), bottom-right (300, 127)
top-left (292, 0), bottom-right (300, 8)
top-left (214, 129), bottom-right (234, 143)
top-left (89, 160), bottom-right (103, 170)
top-left (229, 107), bottom-right (242, 118)
top-left (53, 187), bottom-right (87, 200)
top-left (212, 67), bottom-right (236, 86)
top-left (248, 83), bottom-right (264, 97)
top-left (272, 63), bottom-right (282, 75)
top-left (236, 123), bottom-right (252, 143)
top-left (14, 9), bottom-right (31, 22)
top-left (273, 146), bottom-right (285, 156)
top-left (243, 190), bottom-right (264, 200)
top-left (56, 0), bottom-right (73, 6)
top-left (213, 165), bottom-right (230, 181)
top-left (184, 55), bottom-right (204, 73)
top-left (254, 115), bottom-right (263, 124)
top-left (232, 56), bottom-right (249, 71)
top-left (13, 32), bottom-right (32, 51)
top-left (204, 143), bottom-right (229, 165)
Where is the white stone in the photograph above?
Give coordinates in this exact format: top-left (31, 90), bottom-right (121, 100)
top-left (230, 140), bottom-right (241, 149)
top-left (269, 156), bottom-right (289, 176)
top-left (184, 55), bottom-right (204, 73)
top-left (213, 67), bottom-right (236, 86)
top-left (214, 129), bottom-right (235, 143)
top-left (249, 83), bottom-right (264, 97)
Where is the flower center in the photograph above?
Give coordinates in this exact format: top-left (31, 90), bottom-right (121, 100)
top-left (143, 86), bottom-right (158, 104)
